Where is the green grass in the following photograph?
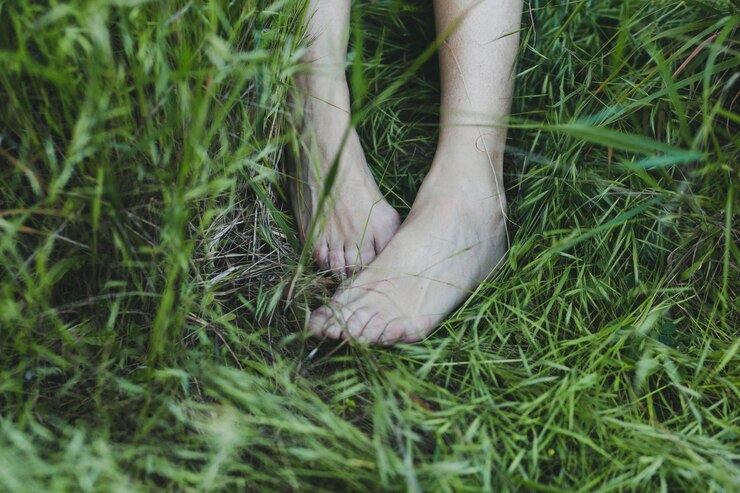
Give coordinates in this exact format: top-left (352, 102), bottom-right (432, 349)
top-left (1, 0), bottom-right (738, 491)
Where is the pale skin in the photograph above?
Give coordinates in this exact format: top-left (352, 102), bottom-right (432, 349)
top-left (292, 0), bottom-right (523, 344)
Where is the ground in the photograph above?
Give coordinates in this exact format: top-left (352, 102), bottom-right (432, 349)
top-left (0, 1), bottom-right (738, 492)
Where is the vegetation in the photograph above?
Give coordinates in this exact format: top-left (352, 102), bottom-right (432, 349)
top-left (0, 0), bottom-right (737, 491)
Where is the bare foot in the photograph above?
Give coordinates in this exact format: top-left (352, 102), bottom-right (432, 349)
top-left (307, 145), bottom-right (509, 344)
top-left (291, 76), bottom-right (400, 276)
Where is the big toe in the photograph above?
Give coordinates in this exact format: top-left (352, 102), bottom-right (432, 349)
top-left (308, 304), bottom-right (382, 343)
top-left (312, 243), bottom-right (329, 271)
top-left (307, 305), bottom-right (333, 337)
top-left (307, 304), bottom-right (356, 340)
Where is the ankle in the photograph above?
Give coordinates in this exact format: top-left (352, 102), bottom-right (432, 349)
top-left (423, 149), bottom-right (503, 197)
top-left (414, 177), bottom-right (506, 221)
top-left (437, 125), bottom-right (507, 160)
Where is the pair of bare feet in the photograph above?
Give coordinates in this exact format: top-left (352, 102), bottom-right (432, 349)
top-left (291, 73), bottom-right (508, 345)
top-left (290, 0), bottom-right (520, 345)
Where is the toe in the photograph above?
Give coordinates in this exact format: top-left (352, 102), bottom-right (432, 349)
top-left (328, 249), bottom-right (347, 278)
top-left (343, 248), bottom-right (357, 278)
top-left (313, 243), bottom-right (329, 271)
top-left (323, 305), bottom-right (356, 339)
top-left (342, 307), bottom-right (379, 342)
top-left (377, 317), bottom-right (420, 345)
top-left (309, 304), bottom-right (356, 340)
top-left (343, 245), bottom-right (372, 277)
top-left (377, 321), bottom-right (404, 346)
top-left (307, 306), bottom-right (332, 336)
top-left (308, 306), bottom-right (343, 340)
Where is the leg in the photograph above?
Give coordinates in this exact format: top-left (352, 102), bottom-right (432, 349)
top-left (291, 0), bottom-right (400, 277)
top-left (308, 0), bottom-right (522, 343)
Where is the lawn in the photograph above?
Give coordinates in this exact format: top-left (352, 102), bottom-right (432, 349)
top-left (0, 0), bottom-right (738, 491)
